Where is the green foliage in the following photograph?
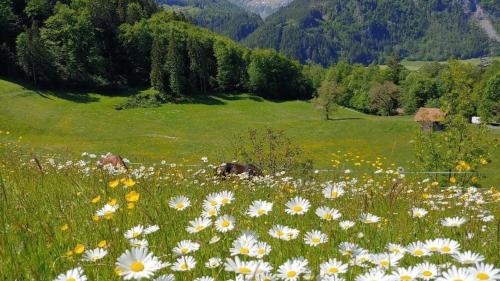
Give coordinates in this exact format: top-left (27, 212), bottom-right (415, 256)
top-left (231, 128), bottom-right (314, 175)
top-left (369, 81), bottom-right (402, 116)
top-left (248, 49), bottom-right (313, 100)
top-left (213, 40), bottom-right (248, 91)
top-left (479, 72), bottom-right (500, 122)
top-left (314, 79), bottom-right (340, 120)
top-left (413, 116), bottom-right (493, 186)
top-left (243, 0), bottom-right (496, 65)
top-left (15, 23), bottom-right (53, 85)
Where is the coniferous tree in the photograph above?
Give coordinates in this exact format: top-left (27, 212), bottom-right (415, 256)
top-left (150, 37), bottom-right (167, 92)
top-left (166, 31), bottom-right (187, 96)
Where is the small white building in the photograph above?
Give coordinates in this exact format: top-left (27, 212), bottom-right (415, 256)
top-left (471, 116), bottom-right (481, 124)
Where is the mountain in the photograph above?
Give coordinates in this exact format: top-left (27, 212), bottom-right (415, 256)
top-left (227, 0), bottom-right (294, 18)
top-left (156, 0), bottom-right (263, 40)
top-left (243, 0), bottom-right (500, 66)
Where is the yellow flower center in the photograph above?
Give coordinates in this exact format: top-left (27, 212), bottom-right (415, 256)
top-left (292, 206), bottom-right (303, 213)
top-left (66, 278), bottom-right (76, 281)
top-left (400, 275), bottom-right (412, 281)
top-left (104, 211), bottom-right (113, 220)
top-left (258, 248), bottom-right (265, 255)
top-left (222, 198), bottom-right (229, 204)
top-left (287, 271), bottom-right (297, 278)
top-left (311, 237), bottom-right (321, 244)
top-left (195, 225), bottom-right (203, 231)
top-left (276, 230), bottom-right (284, 237)
top-left (423, 271), bottom-right (433, 277)
top-left (240, 247), bottom-right (250, 254)
top-left (453, 279), bottom-right (463, 281)
top-left (208, 209), bottom-right (216, 216)
top-left (414, 249), bottom-right (424, 256)
top-left (380, 261), bottom-right (389, 267)
top-left (328, 267), bottom-right (339, 273)
top-left (132, 232), bottom-right (141, 238)
top-left (429, 247), bottom-right (438, 251)
top-left (181, 247), bottom-right (189, 254)
top-left (441, 246), bottom-right (451, 253)
top-left (221, 220), bottom-right (230, 228)
top-left (180, 263), bottom-right (188, 271)
top-left (331, 191), bottom-right (339, 198)
top-left (210, 200), bottom-right (217, 206)
top-left (477, 273), bottom-right (490, 280)
top-left (239, 267), bottom-right (252, 274)
top-left (176, 202), bottom-right (184, 209)
top-left (257, 209), bottom-right (266, 215)
top-left (324, 213), bottom-right (332, 220)
top-left (131, 261), bottom-right (144, 272)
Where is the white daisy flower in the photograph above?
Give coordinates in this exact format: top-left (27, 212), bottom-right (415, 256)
top-left (144, 225), bottom-right (160, 235)
top-left (217, 190), bottom-right (234, 205)
top-left (441, 217), bottom-right (467, 227)
top-left (468, 263), bottom-right (500, 281)
top-left (322, 182), bottom-right (346, 199)
top-left (54, 267), bottom-right (87, 281)
top-left (215, 215), bottom-right (236, 233)
top-left (205, 193), bottom-right (223, 208)
top-left (391, 266), bottom-right (420, 281)
top-left (172, 240), bottom-right (200, 256)
top-left (277, 257), bottom-right (309, 281)
top-left (96, 204), bottom-right (119, 219)
top-left (417, 262), bottom-right (438, 280)
top-left (230, 239), bottom-right (257, 257)
top-left (154, 274), bottom-right (175, 281)
top-left (171, 256), bottom-right (196, 272)
top-left (360, 213), bottom-right (381, 224)
top-left (407, 241), bottom-right (430, 257)
top-left (205, 257), bottom-right (222, 268)
top-left (285, 197), bottom-right (311, 215)
top-left (269, 225), bottom-right (299, 241)
top-left (339, 220), bottom-right (355, 230)
top-left (83, 248), bottom-right (108, 262)
top-left (338, 242), bottom-right (362, 257)
top-left (320, 258), bottom-right (348, 276)
top-left (436, 266), bottom-right (474, 281)
top-left (255, 241), bottom-right (272, 259)
top-left (304, 230), bottom-right (328, 247)
top-left (129, 238), bottom-right (149, 248)
top-left (386, 243), bottom-right (407, 255)
top-left (247, 200), bottom-right (273, 217)
top-left (316, 207), bottom-right (342, 221)
top-left (124, 225), bottom-right (145, 239)
top-left (453, 251), bottom-right (485, 265)
top-left (194, 277), bottom-right (214, 281)
top-left (169, 196), bottom-right (190, 211)
top-left (115, 247), bottom-right (166, 280)
top-left (439, 239), bottom-right (460, 254)
top-left (186, 217), bottom-right (212, 234)
top-left (224, 256), bottom-right (259, 275)
top-left (201, 205), bottom-right (219, 218)
top-left (355, 269), bottom-right (390, 281)
top-left (370, 253), bottom-right (403, 269)
top-left (411, 208), bottom-right (428, 218)
top-left (425, 239), bottom-right (443, 253)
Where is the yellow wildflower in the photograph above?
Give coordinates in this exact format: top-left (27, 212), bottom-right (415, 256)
top-left (74, 244), bottom-right (85, 254)
top-left (125, 191), bottom-right (140, 202)
top-left (98, 240), bottom-right (107, 248)
top-left (91, 195), bottom-right (101, 203)
top-left (108, 179), bottom-right (120, 188)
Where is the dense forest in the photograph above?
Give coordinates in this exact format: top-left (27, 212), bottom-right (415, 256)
top-left (155, 0), bottom-right (262, 41)
top-left (243, 0), bottom-right (500, 65)
top-left (0, 0), bottom-right (312, 100)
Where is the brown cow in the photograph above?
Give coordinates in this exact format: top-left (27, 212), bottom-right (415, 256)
top-left (216, 163), bottom-right (263, 178)
top-left (99, 154), bottom-right (128, 170)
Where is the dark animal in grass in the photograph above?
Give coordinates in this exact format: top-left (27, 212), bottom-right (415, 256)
top-left (216, 163), bottom-right (263, 178)
top-left (99, 154), bottom-right (128, 170)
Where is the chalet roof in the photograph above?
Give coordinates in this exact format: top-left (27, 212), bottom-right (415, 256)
top-left (414, 108), bottom-right (446, 122)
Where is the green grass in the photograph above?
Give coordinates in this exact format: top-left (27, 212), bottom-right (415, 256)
top-left (0, 148), bottom-right (498, 279)
top-left (0, 77), bottom-right (498, 185)
top-left (399, 56), bottom-right (500, 71)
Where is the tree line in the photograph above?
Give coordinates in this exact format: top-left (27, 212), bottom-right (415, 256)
top-left (309, 57), bottom-right (500, 123)
top-left (0, 0), bottom-right (313, 101)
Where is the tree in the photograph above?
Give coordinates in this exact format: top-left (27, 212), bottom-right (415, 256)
top-left (314, 79), bottom-right (340, 120)
top-left (369, 81), bottom-right (401, 116)
top-left (15, 22), bottom-right (52, 85)
top-left (248, 49), bottom-right (313, 100)
top-left (478, 72), bottom-right (500, 122)
top-left (384, 55), bottom-right (407, 85)
top-left (213, 40), bottom-right (247, 91)
top-left (166, 31), bottom-right (187, 96)
top-left (150, 36), bottom-right (167, 92)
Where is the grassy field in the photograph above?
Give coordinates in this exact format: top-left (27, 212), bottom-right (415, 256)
top-left (0, 79), bottom-right (499, 280)
top-left (399, 57), bottom-right (500, 71)
top-left (0, 78), bottom-right (498, 185)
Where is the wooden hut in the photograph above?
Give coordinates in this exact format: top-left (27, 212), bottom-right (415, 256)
top-left (414, 108), bottom-right (446, 131)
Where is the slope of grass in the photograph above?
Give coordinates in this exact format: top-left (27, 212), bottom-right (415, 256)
top-left (0, 78), bottom-right (498, 185)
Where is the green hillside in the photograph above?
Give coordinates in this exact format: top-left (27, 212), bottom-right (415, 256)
top-left (1, 78), bottom-right (499, 185)
top-left (156, 0), bottom-right (263, 40)
top-left (243, 0), bottom-right (500, 65)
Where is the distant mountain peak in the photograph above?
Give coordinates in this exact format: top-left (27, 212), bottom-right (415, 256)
top-left (227, 0), bottom-right (294, 18)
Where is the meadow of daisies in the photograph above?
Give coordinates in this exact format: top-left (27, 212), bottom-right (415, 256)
top-left (0, 147), bottom-right (499, 281)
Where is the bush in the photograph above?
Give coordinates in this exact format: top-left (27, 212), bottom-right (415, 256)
top-left (231, 128), bottom-right (313, 175)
